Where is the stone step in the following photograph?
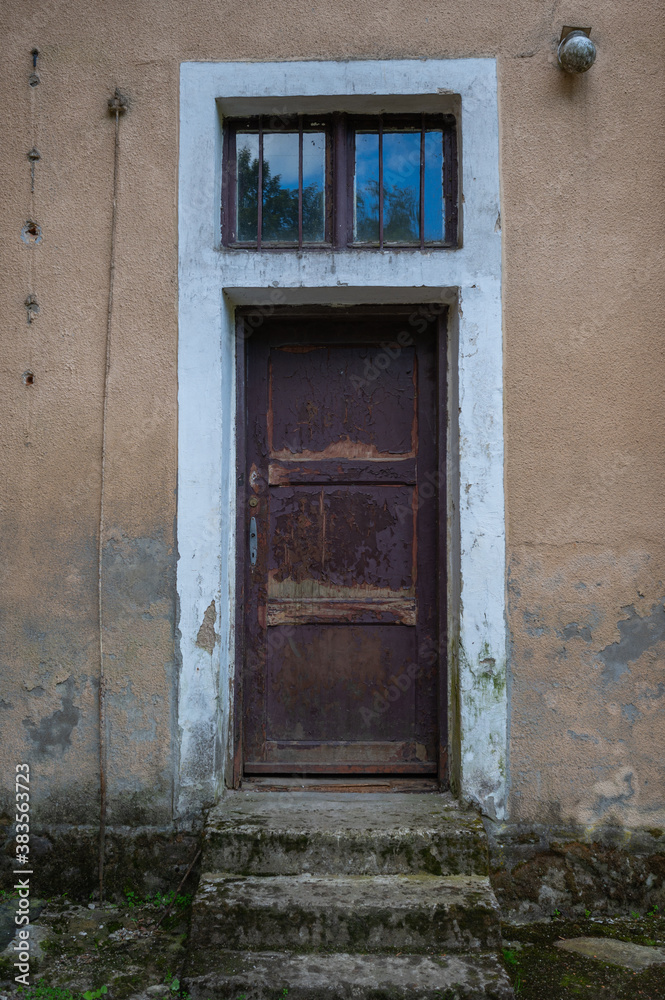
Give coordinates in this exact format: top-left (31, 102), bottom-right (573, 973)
top-left (191, 873), bottom-right (503, 955)
top-left (204, 792), bottom-right (489, 876)
top-left (184, 950), bottom-right (514, 999)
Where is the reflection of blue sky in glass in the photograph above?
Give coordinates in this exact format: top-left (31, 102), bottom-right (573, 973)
top-left (354, 133), bottom-right (379, 242)
top-left (236, 126), bottom-right (445, 246)
top-left (424, 131), bottom-right (444, 242)
top-left (261, 132), bottom-right (326, 242)
top-left (263, 133), bottom-right (299, 241)
top-left (354, 128), bottom-right (445, 244)
top-left (302, 133), bottom-right (325, 242)
top-left (263, 134), bottom-right (299, 192)
top-left (383, 132), bottom-right (420, 243)
top-left (235, 131), bottom-right (326, 243)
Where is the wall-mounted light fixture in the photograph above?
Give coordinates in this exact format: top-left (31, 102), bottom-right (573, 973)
top-left (558, 27), bottom-right (597, 73)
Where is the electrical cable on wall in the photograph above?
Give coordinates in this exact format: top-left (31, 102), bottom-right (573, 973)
top-left (98, 87), bottom-right (127, 902)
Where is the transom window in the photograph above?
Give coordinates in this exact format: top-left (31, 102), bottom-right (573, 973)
top-left (222, 114), bottom-right (458, 250)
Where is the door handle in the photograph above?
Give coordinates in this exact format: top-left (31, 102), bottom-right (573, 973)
top-left (249, 516), bottom-right (258, 567)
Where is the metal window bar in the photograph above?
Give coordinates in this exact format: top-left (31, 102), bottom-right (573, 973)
top-left (298, 118), bottom-right (303, 249)
top-left (257, 117), bottom-right (263, 250)
top-left (443, 117), bottom-right (458, 246)
top-left (334, 113), bottom-right (348, 249)
top-left (223, 113), bottom-right (458, 250)
top-left (222, 125), bottom-right (234, 241)
top-left (419, 116), bottom-right (426, 250)
top-left (378, 117), bottom-right (384, 249)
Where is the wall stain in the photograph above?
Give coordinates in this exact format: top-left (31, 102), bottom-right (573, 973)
top-left (641, 682), bottom-right (665, 701)
top-left (621, 703), bottom-right (641, 724)
top-left (22, 678), bottom-right (80, 753)
top-left (596, 771), bottom-right (635, 817)
top-left (596, 599), bottom-right (665, 686)
top-left (523, 609), bottom-right (548, 637)
top-left (196, 600), bottom-right (219, 655)
top-left (560, 622), bottom-right (593, 642)
top-left (568, 729), bottom-right (599, 744)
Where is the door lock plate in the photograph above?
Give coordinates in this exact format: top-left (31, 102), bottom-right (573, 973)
top-left (249, 516), bottom-right (258, 566)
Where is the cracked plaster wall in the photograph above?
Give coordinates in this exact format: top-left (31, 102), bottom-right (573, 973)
top-left (0, 0), bottom-right (663, 829)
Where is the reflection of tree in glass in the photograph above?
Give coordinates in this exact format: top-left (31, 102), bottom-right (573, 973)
top-left (355, 179), bottom-right (379, 242)
top-left (356, 179), bottom-right (419, 243)
top-left (384, 183), bottom-right (418, 243)
top-left (237, 147), bottom-right (324, 243)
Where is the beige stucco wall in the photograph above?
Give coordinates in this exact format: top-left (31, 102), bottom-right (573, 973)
top-left (0, 0), bottom-right (663, 830)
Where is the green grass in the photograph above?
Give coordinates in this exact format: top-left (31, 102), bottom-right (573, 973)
top-left (17, 987), bottom-right (79, 1000)
top-left (501, 908), bottom-right (665, 999)
top-left (123, 889), bottom-right (192, 912)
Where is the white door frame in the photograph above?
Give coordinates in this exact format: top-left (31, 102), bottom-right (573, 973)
top-left (177, 58), bottom-right (507, 821)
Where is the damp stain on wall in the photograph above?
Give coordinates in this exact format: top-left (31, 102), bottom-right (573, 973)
top-left (596, 599), bottom-right (665, 687)
top-left (23, 677), bottom-right (80, 754)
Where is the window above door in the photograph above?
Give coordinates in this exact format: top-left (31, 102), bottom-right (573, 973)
top-left (222, 113), bottom-right (458, 251)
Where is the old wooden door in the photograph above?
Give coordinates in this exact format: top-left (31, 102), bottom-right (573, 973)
top-left (238, 308), bottom-right (445, 778)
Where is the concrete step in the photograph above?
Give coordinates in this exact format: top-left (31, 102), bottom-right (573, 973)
top-left (191, 872), bottom-right (503, 955)
top-left (204, 792), bottom-right (489, 876)
top-left (184, 950), bottom-right (514, 999)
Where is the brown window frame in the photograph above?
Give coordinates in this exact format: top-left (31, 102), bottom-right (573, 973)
top-left (222, 112), bottom-right (458, 251)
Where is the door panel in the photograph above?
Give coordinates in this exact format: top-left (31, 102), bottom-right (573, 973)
top-left (268, 342), bottom-right (417, 457)
top-left (268, 484), bottom-right (416, 625)
top-left (265, 624), bottom-right (418, 741)
top-left (241, 310), bottom-right (444, 775)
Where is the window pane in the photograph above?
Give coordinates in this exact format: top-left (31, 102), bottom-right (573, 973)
top-left (262, 132), bottom-right (299, 243)
top-left (302, 133), bottom-right (326, 242)
top-left (354, 133), bottom-right (379, 243)
top-left (236, 133), bottom-right (259, 242)
top-left (424, 130), bottom-right (444, 242)
top-left (383, 131), bottom-right (420, 244)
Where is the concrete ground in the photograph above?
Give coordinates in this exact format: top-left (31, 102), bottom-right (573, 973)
top-left (501, 910), bottom-right (665, 999)
top-left (0, 892), bottom-right (664, 1000)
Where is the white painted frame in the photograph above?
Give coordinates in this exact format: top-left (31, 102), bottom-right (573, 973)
top-left (177, 59), bottom-right (507, 822)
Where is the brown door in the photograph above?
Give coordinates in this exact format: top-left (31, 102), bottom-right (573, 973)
top-left (238, 307), bottom-right (446, 777)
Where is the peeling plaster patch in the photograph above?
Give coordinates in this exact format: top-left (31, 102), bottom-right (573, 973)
top-left (22, 678), bottom-right (80, 753)
top-left (0, 698), bottom-right (13, 709)
top-left (597, 599), bottom-right (665, 686)
top-left (622, 703), bottom-right (641, 724)
top-left (196, 600), bottom-right (219, 655)
top-left (23, 684), bottom-right (45, 696)
top-left (560, 622), bottom-right (592, 642)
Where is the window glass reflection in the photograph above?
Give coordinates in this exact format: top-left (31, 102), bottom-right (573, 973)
top-left (353, 127), bottom-right (446, 245)
top-left (423, 131), bottom-right (444, 242)
top-left (233, 119), bottom-right (450, 248)
top-left (301, 133), bottom-right (326, 242)
top-left (236, 133), bottom-right (259, 242)
top-left (262, 132), bottom-right (299, 242)
top-left (354, 132), bottom-right (379, 243)
top-left (383, 131), bottom-right (420, 244)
